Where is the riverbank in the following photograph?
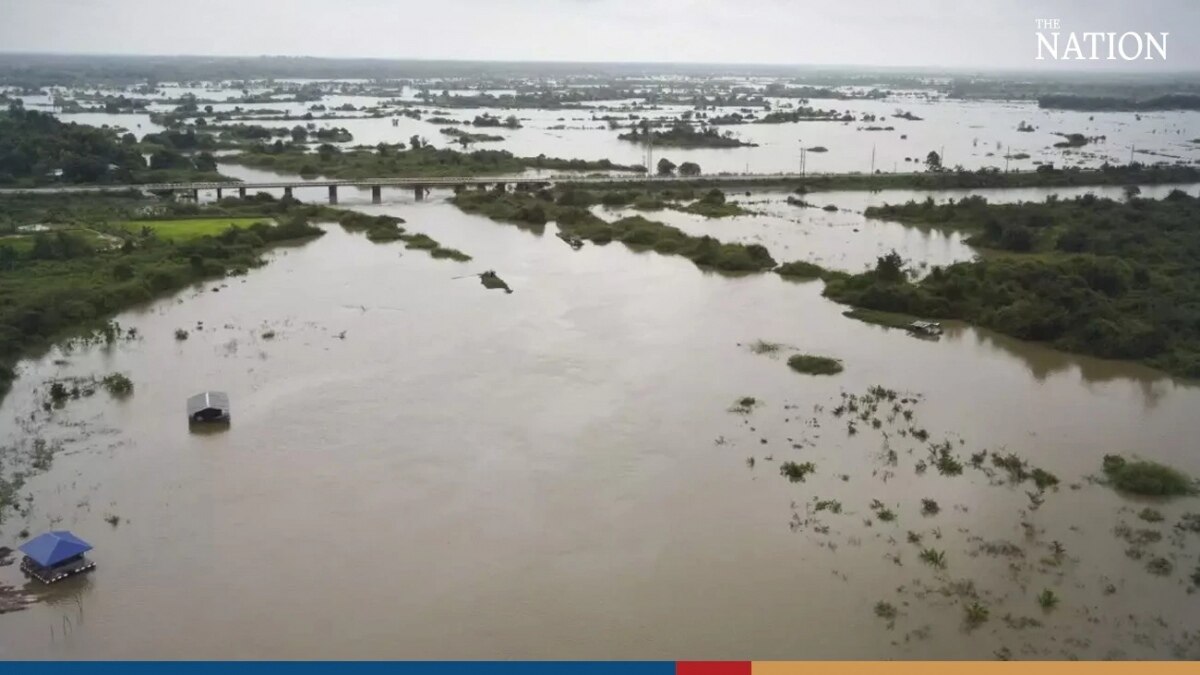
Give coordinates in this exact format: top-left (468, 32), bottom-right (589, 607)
top-left (825, 190), bottom-right (1200, 378)
top-left (560, 164), bottom-right (1200, 193)
top-left (0, 193), bottom-right (471, 404)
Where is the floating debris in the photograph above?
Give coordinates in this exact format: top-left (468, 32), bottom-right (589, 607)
top-left (479, 270), bottom-right (512, 294)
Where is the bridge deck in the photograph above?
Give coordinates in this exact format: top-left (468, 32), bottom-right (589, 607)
top-left (0, 173), bottom-right (818, 195)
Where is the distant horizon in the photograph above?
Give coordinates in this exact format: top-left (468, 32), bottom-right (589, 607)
top-left (1, 0), bottom-right (1195, 74)
top-left (2, 51), bottom-right (1199, 80)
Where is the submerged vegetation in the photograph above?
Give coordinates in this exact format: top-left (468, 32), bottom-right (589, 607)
top-left (1101, 455), bottom-right (1195, 497)
top-left (775, 260), bottom-right (827, 280)
top-left (779, 461), bottom-right (817, 483)
top-left (479, 270), bottom-right (512, 293)
top-left (617, 122), bottom-right (756, 148)
top-left (786, 354), bottom-right (843, 375)
top-left (729, 396), bottom-right (760, 414)
top-left (451, 187), bottom-right (776, 273)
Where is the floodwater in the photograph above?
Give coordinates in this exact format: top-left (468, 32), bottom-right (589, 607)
top-left (13, 83), bottom-right (1200, 175)
top-left (2, 185), bottom-right (1200, 659)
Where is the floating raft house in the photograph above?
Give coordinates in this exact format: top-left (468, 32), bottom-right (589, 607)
top-left (187, 390), bottom-right (231, 423)
top-left (18, 531), bottom-right (96, 584)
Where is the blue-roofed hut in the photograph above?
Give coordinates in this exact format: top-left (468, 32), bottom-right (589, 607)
top-left (18, 531), bottom-right (96, 584)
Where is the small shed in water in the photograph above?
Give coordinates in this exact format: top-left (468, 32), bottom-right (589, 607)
top-left (18, 531), bottom-right (96, 584)
top-left (187, 391), bottom-right (231, 423)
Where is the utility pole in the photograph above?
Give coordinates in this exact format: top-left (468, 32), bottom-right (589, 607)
top-left (870, 144), bottom-right (876, 174)
top-left (1004, 145), bottom-right (1010, 173)
top-left (645, 125), bottom-right (654, 177)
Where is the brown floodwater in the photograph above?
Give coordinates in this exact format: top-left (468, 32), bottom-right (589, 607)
top-left (1, 192), bottom-right (1199, 659)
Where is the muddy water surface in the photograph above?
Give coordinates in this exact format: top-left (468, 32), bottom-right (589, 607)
top-left (1, 194), bottom-right (1199, 659)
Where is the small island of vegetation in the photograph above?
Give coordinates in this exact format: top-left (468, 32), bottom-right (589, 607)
top-left (787, 354), bottom-right (844, 375)
top-left (226, 142), bottom-right (644, 179)
top-left (618, 122), bottom-right (757, 148)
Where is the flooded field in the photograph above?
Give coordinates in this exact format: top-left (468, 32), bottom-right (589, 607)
top-left (14, 83), bottom-right (1200, 175)
top-left (2, 185), bottom-right (1200, 658)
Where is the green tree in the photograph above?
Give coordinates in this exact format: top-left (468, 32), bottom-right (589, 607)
top-left (316, 143), bottom-right (338, 162)
top-left (874, 250), bottom-right (906, 282)
top-left (149, 149), bottom-right (189, 170)
top-left (925, 151), bottom-right (942, 172)
top-left (194, 152), bottom-right (217, 173)
top-left (291, 126), bottom-right (308, 143)
top-left (678, 161), bottom-right (701, 177)
top-left (657, 158), bottom-right (677, 176)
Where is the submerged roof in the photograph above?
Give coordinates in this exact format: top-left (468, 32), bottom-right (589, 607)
top-left (187, 391), bottom-right (230, 414)
top-left (19, 531), bottom-right (93, 567)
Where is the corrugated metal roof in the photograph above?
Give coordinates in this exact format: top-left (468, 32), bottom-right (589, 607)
top-left (187, 391), bottom-right (230, 415)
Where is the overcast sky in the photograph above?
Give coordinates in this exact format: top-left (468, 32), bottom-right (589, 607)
top-left (1, 0), bottom-right (1196, 70)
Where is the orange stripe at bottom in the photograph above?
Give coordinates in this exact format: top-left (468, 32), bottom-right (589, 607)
top-left (752, 662), bottom-right (1199, 675)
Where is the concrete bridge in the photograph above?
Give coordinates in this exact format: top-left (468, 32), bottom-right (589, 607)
top-left (0, 173), bottom-right (815, 204)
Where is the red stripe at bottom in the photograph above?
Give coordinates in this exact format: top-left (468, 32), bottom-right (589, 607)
top-left (676, 663), bottom-right (751, 675)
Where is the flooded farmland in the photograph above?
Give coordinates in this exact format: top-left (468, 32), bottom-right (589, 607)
top-left (2, 183), bottom-right (1200, 659)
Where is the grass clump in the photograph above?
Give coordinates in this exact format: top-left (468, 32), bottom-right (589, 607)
top-left (101, 373), bottom-right (133, 396)
top-left (919, 548), bottom-right (947, 569)
top-left (776, 260), bottom-right (826, 280)
top-left (992, 452), bottom-right (1029, 482)
top-left (431, 247), bottom-right (472, 262)
top-left (921, 498), bottom-right (940, 516)
top-left (748, 340), bottom-right (784, 355)
top-left (814, 499), bottom-right (843, 514)
top-left (1037, 589), bottom-right (1059, 610)
top-left (932, 442), bottom-right (964, 476)
top-left (1177, 513), bottom-right (1200, 533)
top-left (964, 601), bottom-right (990, 628)
top-left (1138, 507), bottom-right (1165, 523)
top-left (174, 328), bottom-right (189, 340)
top-left (1146, 557), bottom-right (1174, 576)
top-left (1031, 467), bottom-right (1060, 490)
top-left (786, 354), bottom-right (843, 375)
top-left (874, 601), bottom-right (898, 620)
top-left (104, 514), bottom-right (120, 527)
top-left (400, 233), bottom-right (438, 250)
top-left (1102, 454), bottom-right (1195, 497)
top-left (779, 461), bottom-right (816, 483)
top-left (729, 396), bottom-right (760, 414)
